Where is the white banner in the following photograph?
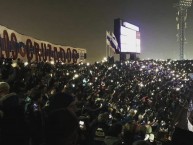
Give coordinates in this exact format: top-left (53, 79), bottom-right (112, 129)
top-left (0, 25), bottom-right (87, 63)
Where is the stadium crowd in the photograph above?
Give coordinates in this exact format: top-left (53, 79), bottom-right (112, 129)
top-left (0, 57), bottom-right (193, 145)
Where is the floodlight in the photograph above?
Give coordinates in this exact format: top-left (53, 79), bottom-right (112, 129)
top-left (179, 0), bottom-right (192, 7)
top-left (174, 0), bottom-right (192, 60)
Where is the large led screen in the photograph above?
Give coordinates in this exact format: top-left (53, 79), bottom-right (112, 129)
top-left (114, 18), bottom-right (141, 53)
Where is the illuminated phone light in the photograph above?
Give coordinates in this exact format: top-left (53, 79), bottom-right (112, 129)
top-left (24, 62), bottom-right (28, 66)
top-left (176, 88), bottom-right (180, 91)
top-left (108, 67), bottom-right (112, 70)
top-left (88, 83), bottom-right (92, 86)
top-left (11, 62), bottom-right (17, 68)
top-left (74, 74), bottom-right (79, 78)
top-left (50, 60), bottom-right (54, 65)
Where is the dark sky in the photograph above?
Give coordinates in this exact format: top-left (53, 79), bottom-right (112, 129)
top-left (0, 0), bottom-right (192, 63)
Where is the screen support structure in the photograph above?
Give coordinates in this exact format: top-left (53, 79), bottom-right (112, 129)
top-left (174, 0), bottom-right (192, 60)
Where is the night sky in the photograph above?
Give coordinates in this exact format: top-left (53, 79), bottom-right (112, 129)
top-left (0, 0), bottom-right (192, 63)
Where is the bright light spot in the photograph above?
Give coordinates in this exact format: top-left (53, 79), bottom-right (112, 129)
top-left (176, 88), bottom-right (180, 91)
top-left (89, 82), bottom-right (92, 86)
top-left (103, 57), bottom-right (107, 61)
top-left (50, 61), bottom-right (54, 65)
top-left (139, 83), bottom-right (144, 87)
top-left (141, 65), bottom-right (146, 69)
top-left (108, 67), bottom-right (112, 70)
top-left (75, 74), bottom-right (79, 78)
top-left (11, 62), bottom-right (17, 68)
top-left (74, 74), bottom-right (79, 79)
top-left (24, 62), bottom-right (28, 66)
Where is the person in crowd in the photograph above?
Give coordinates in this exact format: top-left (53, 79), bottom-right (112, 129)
top-left (144, 121), bottom-right (155, 143)
top-left (44, 108), bottom-right (79, 145)
top-left (0, 81), bottom-right (27, 145)
top-left (48, 91), bottom-right (78, 114)
top-left (122, 122), bottom-right (143, 145)
top-left (103, 123), bottom-right (123, 145)
top-left (45, 91), bottom-right (89, 145)
top-left (171, 105), bottom-right (193, 145)
top-left (89, 112), bottom-right (110, 145)
top-left (24, 87), bottom-right (44, 145)
top-left (132, 140), bottom-right (151, 145)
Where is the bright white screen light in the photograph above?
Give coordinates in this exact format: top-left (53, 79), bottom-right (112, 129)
top-left (120, 25), bottom-right (141, 53)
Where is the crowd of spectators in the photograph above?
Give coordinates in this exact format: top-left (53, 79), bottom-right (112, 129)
top-left (0, 57), bottom-right (193, 145)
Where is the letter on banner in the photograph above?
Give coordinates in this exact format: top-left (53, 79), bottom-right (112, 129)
top-left (26, 39), bottom-right (33, 62)
top-left (18, 42), bottom-right (26, 57)
top-left (34, 42), bottom-right (41, 62)
top-left (66, 48), bottom-right (71, 63)
top-left (47, 44), bottom-right (52, 61)
top-left (59, 47), bottom-right (66, 63)
top-left (3, 30), bottom-right (10, 58)
top-left (10, 33), bottom-right (18, 60)
top-left (41, 43), bottom-right (47, 62)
